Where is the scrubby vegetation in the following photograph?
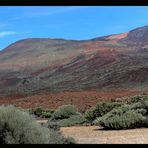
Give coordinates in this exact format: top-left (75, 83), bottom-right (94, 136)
top-left (94, 95), bottom-right (148, 130)
top-left (94, 105), bottom-right (146, 129)
top-left (84, 102), bottom-right (123, 123)
top-left (50, 105), bottom-right (79, 120)
top-left (25, 95), bottom-right (148, 130)
top-left (49, 105), bottom-right (86, 127)
top-left (57, 115), bottom-right (86, 127)
top-left (45, 119), bottom-right (76, 144)
top-left (46, 120), bottom-right (76, 144)
top-left (126, 95), bottom-right (148, 104)
top-left (47, 120), bottom-right (60, 131)
top-left (0, 105), bottom-right (75, 144)
top-left (29, 107), bottom-right (54, 118)
top-left (1, 95), bottom-right (148, 144)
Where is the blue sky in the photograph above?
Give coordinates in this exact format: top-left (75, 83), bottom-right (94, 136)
top-left (0, 6), bottom-right (148, 50)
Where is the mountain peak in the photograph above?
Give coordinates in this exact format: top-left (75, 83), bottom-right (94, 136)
top-left (122, 25), bottom-right (148, 43)
top-left (105, 32), bottom-right (129, 40)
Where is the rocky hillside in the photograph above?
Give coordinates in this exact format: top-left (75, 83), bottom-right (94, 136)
top-left (0, 26), bottom-right (148, 96)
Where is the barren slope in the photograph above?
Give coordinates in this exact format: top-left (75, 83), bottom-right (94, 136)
top-left (0, 26), bottom-right (148, 97)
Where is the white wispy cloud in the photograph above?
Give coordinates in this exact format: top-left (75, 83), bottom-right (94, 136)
top-left (24, 6), bottom-right (89, 17)
top-left (0, 31), bottom-right (32, 38)
top-left (0, 31), bottom-right (17, 38)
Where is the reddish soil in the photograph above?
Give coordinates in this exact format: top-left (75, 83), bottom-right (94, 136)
top-left (0, 90), bottom-right (148, 112)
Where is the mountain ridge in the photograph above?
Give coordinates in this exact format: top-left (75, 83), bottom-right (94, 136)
top-left (0, 25), bottom-right (148, 96)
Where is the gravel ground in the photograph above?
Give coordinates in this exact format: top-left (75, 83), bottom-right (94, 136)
top-left (61, 126), bottom-right (148, 144)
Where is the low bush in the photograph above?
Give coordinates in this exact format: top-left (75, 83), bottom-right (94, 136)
top-left (84, 102), bottom-right (123, 122)
top-left (0, 105), bottom-right (75, 144)
top-left (29, 107), bottom-right (54, 118)
top-left (128, 100), bottom-right (148, 116)
top-left (46, 120), bottom-right (76, 144)
top-left (48, 129), bottom-right (75, 144)
top-left (0, 105), bottom-right (51, 144)
top-left (58, 115), bottom-right (87, 127)
top-left (94, 104), bottom-right (146, 130)
top-left (129, 95), bottom-right (148, 104)
top-left (47, 120), bottom-right (60, 131)
top-left (50, 105), bottom-right (79, 120)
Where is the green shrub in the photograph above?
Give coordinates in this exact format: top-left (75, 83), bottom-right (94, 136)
top-left (58, 115), bottom-right (86, 127)
top-left (41, 111), bottom-right (53, 118)
top-left (51, 105), bottom-right (79, 120)
top-left (31, 107), bottom-right (43, 116)
top-left (47, 120), bottom-right (60, 131)
top-left (94, 104), bottom-right (146, 130)
top-left (128, 100), bottom-right (148, 115)
top-left (84, 102), bottom-right (123, 122)
top-left (0, 105), bottom-right (51, 144)
top-left (46, 120), bottom-right (76, 144)
top-left (0, 105), bottom-right (75, 144)
top-left (135, 100), bottom-right (148, 127)
top-left (129, 95), bottom-right (148, 104)
top-left (48, 129), bottom-right (76, 144)
top-left (45, 120), bottom-right (76, 144)
top-left (29, 107), bottom-right (54, 118)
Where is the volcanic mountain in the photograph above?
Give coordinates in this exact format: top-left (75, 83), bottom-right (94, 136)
top-left (0, 25), bottom-right (148, 97)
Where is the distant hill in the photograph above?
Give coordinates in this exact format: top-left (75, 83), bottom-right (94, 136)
top-left (0, 25), bottom-right (148, 96)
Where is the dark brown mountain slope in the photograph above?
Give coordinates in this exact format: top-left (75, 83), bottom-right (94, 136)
top-left (0, 26), bottom-right (148, 97)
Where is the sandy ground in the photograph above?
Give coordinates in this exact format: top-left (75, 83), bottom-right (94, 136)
top-left (61, 126), bottom-right (148, 144)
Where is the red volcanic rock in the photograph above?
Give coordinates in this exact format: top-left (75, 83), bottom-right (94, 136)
top-left (0, 90), bottom-right (148, 112)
